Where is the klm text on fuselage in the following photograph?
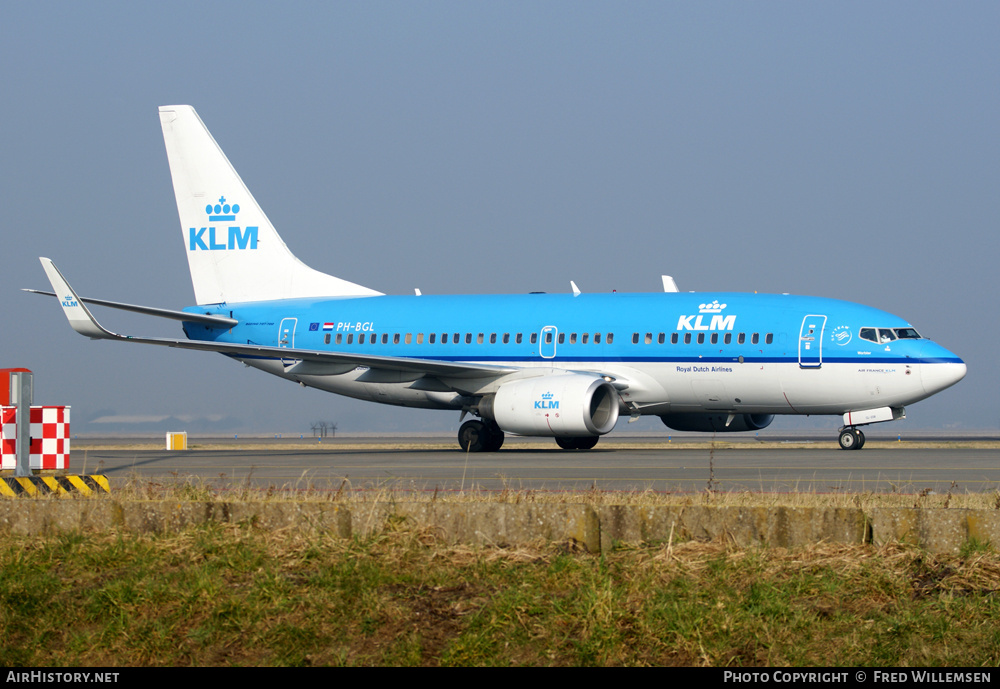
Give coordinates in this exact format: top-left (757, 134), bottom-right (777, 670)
top-left (675, 314), bottom-right (736, 331)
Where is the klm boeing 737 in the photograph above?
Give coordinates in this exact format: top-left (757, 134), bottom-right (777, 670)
top-left (31, 105), bottom-right (967, 451)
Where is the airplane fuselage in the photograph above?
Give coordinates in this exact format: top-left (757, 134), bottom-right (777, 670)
top-left (182, 291), bottom-right (965, 420)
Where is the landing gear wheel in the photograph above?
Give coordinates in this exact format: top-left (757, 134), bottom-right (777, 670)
top-left (838, 429), bottom-right (855, 450)
top-left (555, 436), bottom-right (600, 450)
top-left (459, 420), bottom-right (488, 452)
top-left (483, 421), bottom-right (505, 452)
top-left (458, 420), bottom-right (505, 452)
top-left (838, 428), bottom-right (864, 451)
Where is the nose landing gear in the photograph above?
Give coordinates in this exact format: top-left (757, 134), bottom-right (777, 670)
top-left (838, 427), bottom-right (866, 451)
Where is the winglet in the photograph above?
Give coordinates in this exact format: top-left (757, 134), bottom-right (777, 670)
top-left (39, 258), bottom-right (119, 340)
top-left (661, 275), bottom-right (679, 293)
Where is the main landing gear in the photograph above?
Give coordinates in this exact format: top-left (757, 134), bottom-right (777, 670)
top-left (457, 420), bottom-right (601, 452)
top-left (555, 436), bottom-right (600, 450)
top-left (458, 419), bottom-right (504, 453)
top-left (838, 427), bottom-right (866, 451)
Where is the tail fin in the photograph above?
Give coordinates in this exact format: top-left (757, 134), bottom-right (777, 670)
top-left (158, 105), bottom-right (382, 304)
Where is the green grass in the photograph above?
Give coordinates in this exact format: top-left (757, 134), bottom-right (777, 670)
top-left (1, 523), bottom-right (998, 666)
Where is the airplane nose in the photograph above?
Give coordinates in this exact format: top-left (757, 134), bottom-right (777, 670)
top-left (919, 348), bottom-right (967, 395)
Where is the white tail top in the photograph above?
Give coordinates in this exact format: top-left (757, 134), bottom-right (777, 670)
top-left (159, 105), bottom-right (382, 305)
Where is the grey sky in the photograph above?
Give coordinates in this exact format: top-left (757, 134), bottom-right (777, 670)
top-left (3, 2), bottom-right (997, 434)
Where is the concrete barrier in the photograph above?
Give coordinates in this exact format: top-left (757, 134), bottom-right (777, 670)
top-left (870, 508), bottom-right (1000, 554)
top-left (0, 500), bottom-right (996, 554)
top-left (598, 505), bottom-right (869, 551)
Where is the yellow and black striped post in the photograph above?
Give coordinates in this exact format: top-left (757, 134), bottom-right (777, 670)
top-left (0, 475), bottom-right (110, 497)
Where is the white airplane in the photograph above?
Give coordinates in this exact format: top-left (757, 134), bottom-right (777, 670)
top-left (32, 105), bottom-right (967, 451)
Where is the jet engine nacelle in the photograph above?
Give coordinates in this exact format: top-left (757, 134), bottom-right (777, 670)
top-left (480, 374), bottom-right (620, 437)
top-left (659, 413), bottom-right (774, 433)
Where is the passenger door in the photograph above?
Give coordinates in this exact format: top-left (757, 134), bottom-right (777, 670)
top-left (798, 315), bottom-right (826, 368)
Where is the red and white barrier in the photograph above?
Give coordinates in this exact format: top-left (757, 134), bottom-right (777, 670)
top-left (1, 406), bottom-right (71, 470)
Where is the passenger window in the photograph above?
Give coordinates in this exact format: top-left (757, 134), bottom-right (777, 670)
top-left (544, 332), bottom-right (553, 344)
top-left (347, 334), bottom-right (354, 344)
top-left (429, 333), bottom-right (436, 344)
top-left (684, 333), bottom-right (691, 344)
top-left (738, 333), bottom-right (745, 345)
top-left (516, 333), bottom-right (523, 344)
top-left (582, 333), bottom-right (589, 344)
top-left (606, 333), bottom-right (613, 344)
top-left (503, 333), bottom-right (510, 344)
top-left (570, 333), bottom-right (577, 344)
top-left (466, 333), bottom-right (472, 344)
top-left (490, 333), bottom-right (496, 344)
top-left (393, 333), bottom-right (400, 344)
top-left (558, 333), bottom-right (565, 344)
top-left (724, 333), bottom-right (732, 345)
top-left (530, 333), bottom-right (538, 344)
top-left (326, 334), bottom-right (333, 345)
top-left (406, 333), bottom-right (413, 344)
top-left (671, 333), bottom-right (678, 344)
top-left (751, 333), bottom-right (759, 345)
top-left (453, 333), bottom-right (460, 344)
top-left (477, 333), bottom-right (484, 344)
top-left (381, 334), bottom-right (388, 344)
top-left (645, 333), bottom-right (652, 345)
top-left (766, 333), bottom-right (773, 344)
top-left (697, 333), bottom-right (705, 344)
top-left (416, 333), bottom-right (422, 344)
top-left (711, 333), bottom-right (718, 345)
top-left (594, 333), bottom-right (602, 344)
top-left (632, 332), bottom-right (639, 344)
top-left (658, 333), bottom-right (665, 344)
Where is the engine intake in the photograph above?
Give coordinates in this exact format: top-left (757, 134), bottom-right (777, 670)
top-left (481, 374), bottom-right (620, 437)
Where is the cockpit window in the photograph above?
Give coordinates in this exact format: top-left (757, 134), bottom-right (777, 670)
top-left (860, 326), bottom-right (922, 343)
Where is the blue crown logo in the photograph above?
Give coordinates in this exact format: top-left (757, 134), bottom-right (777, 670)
top-left (698, 300), bottom-right (726, 314)
top-left (541, 392), bottom-right (554, 400)
top-left (206, 196), bottom-right (240, 222)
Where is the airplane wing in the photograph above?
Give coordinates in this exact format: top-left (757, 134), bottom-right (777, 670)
top-left (35, 258), bottom-right (516, 380)
top-left (22, 289), bottom-right (236, 327)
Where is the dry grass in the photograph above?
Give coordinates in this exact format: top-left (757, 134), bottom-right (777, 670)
top-left (75, 472), bottom-right (1000, 512)
top-left (2, 526), bottom-right (998, 666)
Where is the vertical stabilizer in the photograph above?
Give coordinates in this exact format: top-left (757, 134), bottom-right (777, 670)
top-left (158, 105), bottom-right (382, 304)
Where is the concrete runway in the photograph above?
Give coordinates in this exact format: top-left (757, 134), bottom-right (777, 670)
top-left (70, 436), bottom-right (1000, 494)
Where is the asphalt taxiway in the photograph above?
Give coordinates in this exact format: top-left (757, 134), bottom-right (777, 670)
top-left (69, 435), bottom-right (1000, 494)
